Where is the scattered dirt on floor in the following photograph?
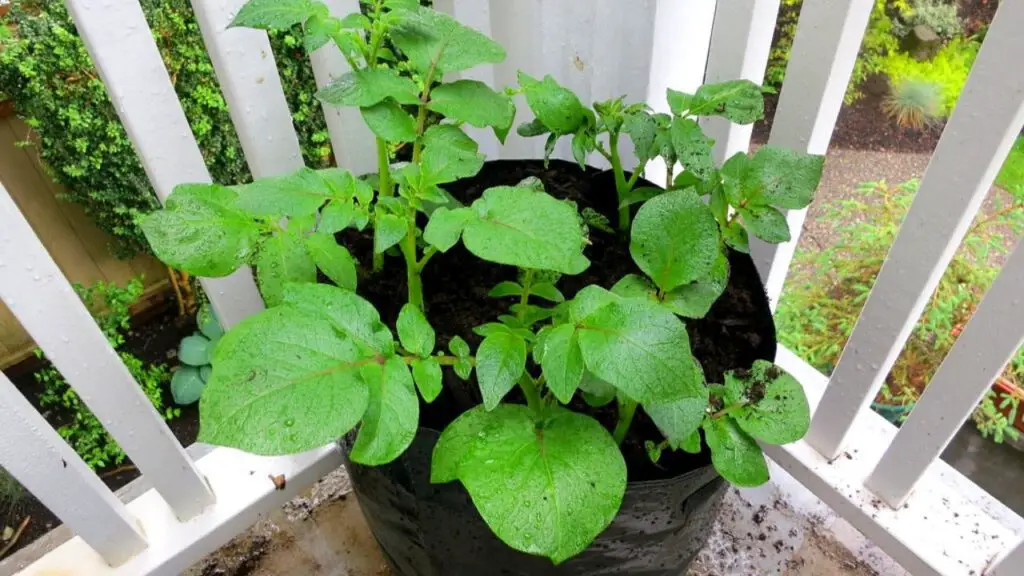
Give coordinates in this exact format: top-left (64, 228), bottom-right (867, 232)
top-left (784, 531), bottom-right (878, 576)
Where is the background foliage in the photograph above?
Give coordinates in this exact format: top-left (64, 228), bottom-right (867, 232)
top-left (35, 277), bottom-right (178, 470)
top-left (881, 36), bottom-right (979, 117)
top-left (0, 0), bottom-right (331, 257)
top-left (777, 180), bottom-right (1024, 442)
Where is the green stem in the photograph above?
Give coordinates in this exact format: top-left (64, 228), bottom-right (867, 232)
top-left (411, 55), bottom-right (442, 164)
top-left (613, 397), bottom-right (638, 444)
top-left (517, 269), bottom-right (535, 320)
top-left (417, 246), bottom-right (438, 272)
top-left (373, 138), bottom-right (392, 272)
top-left (710, 401), bottom-right (747, 420)
top-left (608, 133), bottom-right (631, 232)
top-left (402, 218), bottom-right (423, 309)
top-left (519, 373), bottom-right (543, 414)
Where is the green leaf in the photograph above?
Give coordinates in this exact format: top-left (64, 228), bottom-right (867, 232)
top-left (350, 357), bottom-right (419, 465)
top-left (397, 303), bottom-right (435, 357)
top-left (423, 206), bottom-right (474, 252)
top-left (230, 0), bottom-right (316, 29)
top-left (723, 221), bottom-right (750, 253)
top-left (666, 88), bottom-right (694, 116)
top-left (630, 189), bottom-right (719, 292)
top-left (454, 358), bottom-right (473, 380)
top-left (198, 306), bottom-right (224, 341)
top-left (530, 282), bottom-right (565, 303)
top-left (374, 213), bottom-right (408, 253)
top-left (179, 335), bottom-right (212, 366)
top-left (281, 283), bottom-right (394, 356)
top-left (488, 281), bottom-right (523, 298)
top-left (421, 125), bottom-right (485, 184)
top-left (256, 232), bottom-right (316, 306)
top-left (463, 186), bottom-right (589, 275)
top-left (315, 68), bottom-right (420, 107)
top-left (411, 357), bottom-right (443, 403)
top-left (449, 335), bottom-right (471, 357)
top-left (305, 232), bottom-right (357, 291)
top-left (579, 371), bottom-right (616, 407)
top-left (431, 405), bottom-right (626, 563)
top-left (624, 112), bottom-right (658, 161)
top-left (610, 274), bottom-right (656, 300)
top-left (199, 306), bottom-right (370, 454)
top-left (476, 331), bottom-right (527, 410)
top-left (516, 118), bottom-right (550, 138)
top-left (390, 7), bottom-right (506, 74)
top-left (233, 167), bottom-right (333, 217)
top-left (540, 324), bottom-right (584, 404)
top-left (568, 285), bottom-right (619, 324)
top-left (302, 13), bottom-right (338, 52)
top-left (429, 80), bottom-right (515, 131)
top-left (361, 101), bottom-right (418, 142)
top-left (518, 71), bottom-right (587, 135)
top-left (679, 430), bottom-right (702, 454)
top-left (571, 129), bottom-right (594, 169)
top-left (171, 366), bottom-right (206, 406)
top-left (739, 205), bottom-right (790, 243)
top-left (140, 185), bottom-right (259, 277)
top-left (576, 297), bottom-right (703, 404)
top-left (644, 390), bottom-right (709, 449)
top-left (727, 361), bottom-right (810, 445)
top-left (645, 440), bottom-right (663, 463)
top-left (702, 416), bottom-right (769, 487)
top-left (662, 251), bottom-right (729, 319)
top-left (670, 117), bottom-right (715, 180)
top-left (748, 147), bottom-right (824, 209)
top-left (320, 200), bottom-right (357, 233)
top-left (688, 80), bottom-right (764, 124)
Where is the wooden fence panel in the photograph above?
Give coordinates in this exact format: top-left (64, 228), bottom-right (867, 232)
top-left (0, 115), bottom-right (169, 369)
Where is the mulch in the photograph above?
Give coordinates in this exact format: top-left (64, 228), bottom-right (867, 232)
top-left (0, 300), bottom-right (199, 561)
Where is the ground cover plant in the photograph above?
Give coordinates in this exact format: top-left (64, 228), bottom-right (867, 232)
top-left (140, 0), bottom-right (823, 563)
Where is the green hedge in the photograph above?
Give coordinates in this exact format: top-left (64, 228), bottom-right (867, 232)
top-left (0, 0), bottom-right (331, 257)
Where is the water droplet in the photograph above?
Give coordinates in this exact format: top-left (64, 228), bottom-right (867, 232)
top-left (284, 418), bottom-right (295, 427)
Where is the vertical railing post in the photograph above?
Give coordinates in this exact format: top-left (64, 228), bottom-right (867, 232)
top-left (804, 0), bottom-right (1024, 460)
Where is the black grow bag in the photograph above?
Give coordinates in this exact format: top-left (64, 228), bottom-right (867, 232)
top-left (343, 431), bottom-right (728, 576)
top-left (342, 161), bottom-right (778, 575)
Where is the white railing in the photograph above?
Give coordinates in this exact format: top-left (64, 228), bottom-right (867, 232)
top-left (1, 0), bottom-right (1022, 574)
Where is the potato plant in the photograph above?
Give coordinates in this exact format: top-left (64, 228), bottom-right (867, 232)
top-left (140, 0), bottom-right (824, 564)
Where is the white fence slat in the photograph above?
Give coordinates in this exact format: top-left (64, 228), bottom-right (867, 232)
top-left (701, 0), bottom-right (781, 165)
top-left (866, 240), bottom-right (1024, 508)
top-left (434, 0), bottom-right (500, 159)
top-left (192, 0), bottom-right (305, 178)
top-left (747, 0), bottom-right (874, 307)
top-left (486, 0), bottom-right (543, 161)
top-left (63, 0), bottom-right (264, 329)
top-left (805, 0), bottom-right (1024, 460)
top-left (309, 0), bottom-right (378, 176)
top-left (990, 539), bottom-right (1024, 576)
top-left (0, 372), bottom-right (147, 566)
top-left (0, 188), bottom-right (215, 521)
top-left (644, 0), bottom-right (717, 187)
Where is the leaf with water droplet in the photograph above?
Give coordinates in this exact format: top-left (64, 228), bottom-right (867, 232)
top-left (432, 405), bottom-right (626, 563)
top-left (630, 189), bottom-right (719, 292)
top-left (702, 415), bottom-right (769, 487)
top-left (350, 356), bottom-right (419, 465)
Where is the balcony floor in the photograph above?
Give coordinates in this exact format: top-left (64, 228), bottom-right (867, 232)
top-left (185, 466), bottom-right (905, 576)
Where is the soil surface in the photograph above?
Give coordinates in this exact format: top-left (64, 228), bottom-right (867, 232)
top-left (348, 159), bottom-right (777, 482)
top-left (0, 303), bottom-right (198, 560)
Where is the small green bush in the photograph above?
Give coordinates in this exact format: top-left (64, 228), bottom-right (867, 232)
top-left (0, 0), bottom-right (331, 257)
top-left (777, 179), bottom-right (1024, 443)
top-left (766, 0), bottom-right (911, 103)
top-left (893, 0), bottom-right (963, 40)
top-left (882, 37), bottom-right (980, 116)
top-left (996, 137), bottom-right (1024, 199)
top-left (35, 277), bottom-right (179, 470)
top-left (883, 78), bottom-right (942, 129)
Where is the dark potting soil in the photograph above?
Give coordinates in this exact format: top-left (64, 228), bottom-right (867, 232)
top-left (0, 303), bottom-right (200, 560)
top-left (346, 159), bottom-right (776, 483)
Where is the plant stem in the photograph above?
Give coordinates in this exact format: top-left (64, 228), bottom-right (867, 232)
top-left (613, 397), bottom-right (638, 444)
top-left (402, 224), bottom-right (423, 309)
top-left (608, 133), bottom-right (632, 232)
top-left (517, 269), bottom-right (535, 319)
top-left (710, 401), bottom-right (747, 420)
top-left (665, 167), bottom-right (673, 190)
top-left (373, 137), bottom-right (393, 272)
top-left (520, 373), bottom-right (543, 413)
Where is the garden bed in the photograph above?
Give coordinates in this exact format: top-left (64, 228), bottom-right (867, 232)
top-left (0, 298), bottom-right (198, 560)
